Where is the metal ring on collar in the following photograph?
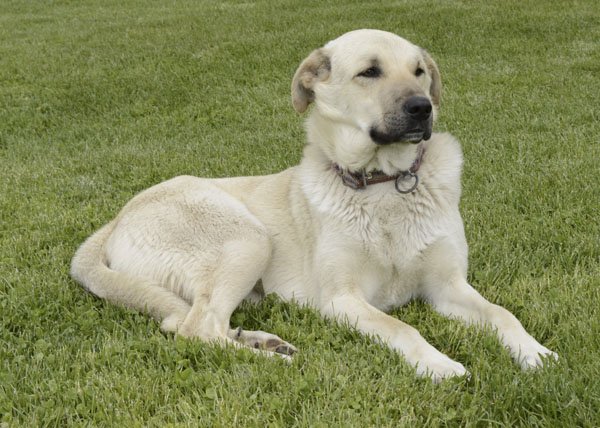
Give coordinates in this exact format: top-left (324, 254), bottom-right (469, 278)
top-left (394, 171), bottom-right (419, 194)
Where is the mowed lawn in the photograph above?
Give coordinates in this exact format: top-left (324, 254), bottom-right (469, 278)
top-left (1, 0), bottom-right (599, 426)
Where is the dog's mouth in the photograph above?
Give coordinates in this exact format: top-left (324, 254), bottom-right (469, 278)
top-left (403, 129), bottom-right (430, 143)
top-left (369, 127), bottom-right (432, 145)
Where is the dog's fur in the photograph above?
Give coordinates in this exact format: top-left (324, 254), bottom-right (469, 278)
top-left (71, 29), bottom-right (556, 381)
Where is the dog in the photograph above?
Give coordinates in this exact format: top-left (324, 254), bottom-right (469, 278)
top-left (71, 29), bottom-right (557, 381)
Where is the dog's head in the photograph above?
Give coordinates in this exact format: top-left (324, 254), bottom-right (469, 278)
top-left (292, 29), bottom-right (441, 170)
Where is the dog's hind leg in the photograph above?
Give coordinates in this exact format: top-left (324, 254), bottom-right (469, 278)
top-left (177, 237), bottom-right (268, 340)
top-left (84, 180), bottom-right (296, 358)
top-left (177, 236), bottom-right (296, 358)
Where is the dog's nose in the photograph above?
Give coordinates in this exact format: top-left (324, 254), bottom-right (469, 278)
top-left (403, 96), bottom-right (432, 121)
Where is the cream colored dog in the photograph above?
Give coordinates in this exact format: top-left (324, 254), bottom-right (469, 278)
top-left (71, 29), bottom-right (557, 381)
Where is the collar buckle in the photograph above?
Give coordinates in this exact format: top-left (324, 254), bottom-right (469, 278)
top-left (339, 170), bottom-right (362, 189)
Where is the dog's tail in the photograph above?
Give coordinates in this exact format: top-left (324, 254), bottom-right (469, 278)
top-left (70, 221), bottom-right (118, 298)
top-left (70, 221), bottom-right (190, 323)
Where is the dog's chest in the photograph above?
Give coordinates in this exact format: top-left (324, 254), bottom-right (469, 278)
top-left (315, 175), bottom-right (456, 267)
top-left (349, 185), bottom-right (453, 307)
top-left (361, 185), bottom-right (446, 255)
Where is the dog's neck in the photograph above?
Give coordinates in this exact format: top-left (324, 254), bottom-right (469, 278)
top-left (331, 144), bottom-right (425, 193)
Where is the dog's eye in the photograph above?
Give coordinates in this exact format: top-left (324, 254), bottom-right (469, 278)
top-left (415, 67), bottom-right (425, 77)
top-left (357, 66), bottom-right (382, 78)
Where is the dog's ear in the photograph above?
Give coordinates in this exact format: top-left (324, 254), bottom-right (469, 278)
top-left (422, 49), bottom-right (441, 109)
top-left (291, 48), bottom-right (331, 113)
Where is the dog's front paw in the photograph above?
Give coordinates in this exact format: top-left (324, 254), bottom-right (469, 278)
top-left (415, 352), bottom-right (469, 383)
top-left (516, 342), bottom-right (558, 370)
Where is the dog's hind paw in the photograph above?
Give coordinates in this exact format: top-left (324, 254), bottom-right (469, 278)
top-left (229, 327), bottom-right (298, 357)
top-left (267, 339), bottom-right (297, 356)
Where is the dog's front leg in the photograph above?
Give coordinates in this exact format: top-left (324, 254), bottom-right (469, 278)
top-left (420, 238), bottom-right (558, 369)
top-left (424, 277), bottom-right (558, 369)
top-left (320, 293), bottom-right (468, 382)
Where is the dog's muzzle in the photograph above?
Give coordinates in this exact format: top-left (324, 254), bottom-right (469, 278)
top-left (369, 96), bottom-right (433, 145)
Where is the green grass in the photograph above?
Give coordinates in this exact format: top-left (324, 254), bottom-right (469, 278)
top-left (1, 0), bottom-right (599, 425)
